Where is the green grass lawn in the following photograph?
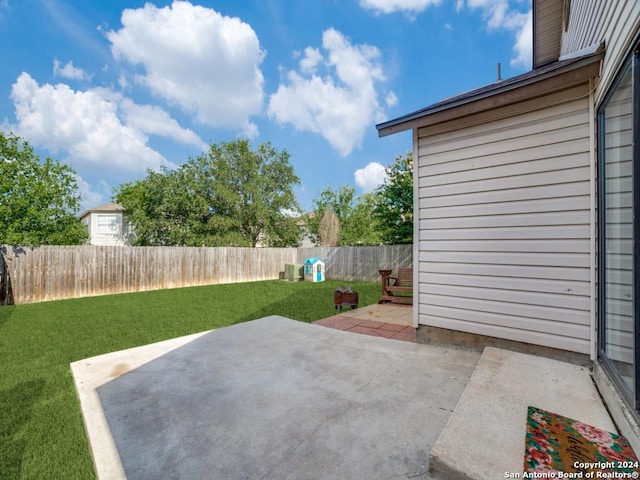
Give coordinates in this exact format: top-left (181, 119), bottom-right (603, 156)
top-left (0, 279), bottom-right (379, 480)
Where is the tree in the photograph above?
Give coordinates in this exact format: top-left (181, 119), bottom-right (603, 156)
top-left (205, 140), bottom-right (301, 247)
top-left (0, 131), bottom-right (88, 245)
top-left (115, 165), bottom-right (212, 246)
top-left (347, 192), bottom-right (381, 246)
top-left (373, 152), bottom-right (413, 244)
top-left (116, 139), bottom-right (302, 247)
top-left (309, 185), bottom-right (380, 246)
top-left (318, 206), bottom-right (339, 246)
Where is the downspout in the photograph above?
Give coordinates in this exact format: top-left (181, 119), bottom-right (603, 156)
top-left (412, 127), bottom-right (420, 329)
top-left (589, 77), bottom-right (597, 362)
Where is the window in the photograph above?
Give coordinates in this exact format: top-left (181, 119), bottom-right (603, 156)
top-left (96, 214), bottom-right (120, 235)
top-left (598, 45), bottom-right (640, 411)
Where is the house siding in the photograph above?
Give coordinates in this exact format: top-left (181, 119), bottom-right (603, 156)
top-left (561, 0), bottom-right (640, 104)
top-left (560, 0), bottom-right (610, 56)
top-left (534, 0), bottom-right (563, 67)
top-left (416, 84), bottom-right (592, 354)
top-left (86, 212), bottom-right (127, 246)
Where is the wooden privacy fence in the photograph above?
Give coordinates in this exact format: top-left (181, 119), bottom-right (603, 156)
top-left (297, 245), bottom-right (413, 282)
top-left (0, 244), bottom-right (413, 304)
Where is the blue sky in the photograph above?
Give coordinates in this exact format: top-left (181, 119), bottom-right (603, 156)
top-left (0, 0), bottom-right (532, 213)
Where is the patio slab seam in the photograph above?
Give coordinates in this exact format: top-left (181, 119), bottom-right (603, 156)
top-left (429, 346), bottom-right (619, 480)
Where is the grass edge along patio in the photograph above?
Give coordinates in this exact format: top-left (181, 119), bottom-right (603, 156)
top-left (0, 279), bottom-right (380, 479)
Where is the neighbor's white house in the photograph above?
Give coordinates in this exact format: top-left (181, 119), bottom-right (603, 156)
top-left (79, 202), bottom-right (132, 246)
top-left (378, 0), bottom-right (640, 449)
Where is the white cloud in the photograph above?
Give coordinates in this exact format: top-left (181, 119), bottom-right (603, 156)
top-left (355, 162), bottom-right (387, 192)
top-left (268, 28), bottom-right (393, 157)
top-left (385, 91), bottom-right (398, 107)
top-left (359, 0), bottom-right (441, 14)
top-left (119, 99), bottom-right (207, 151)
top-left (467, 0), bottom-right (528, 31)
top-left (76, 174), bottom-right (106, 211)
top-left (241, 121), bottom-right (259, 139)
top-left (107, 1), bottom-right (264, 135)
top-left (9, 72), bottom-right (187, 175)
top-left (117, 74), bottom-right (128, 90)
top-left (299, 47), bottom-right (323, 74)
top-left (53, 59), bottom-right (91, 81)
top-left (362, 0), bottom-right (532, 70)
top-left (511, 10), bottom-right (532, 68)
top-left (466, 0), bottom-right (532, 69)
top-left (467, 0), bottom-right (509, 30)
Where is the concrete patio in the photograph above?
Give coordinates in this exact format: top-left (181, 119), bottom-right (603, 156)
top-left (72, 314), bottom-right (479, 480)
top-left (71, 305), bottom-right (622, 480)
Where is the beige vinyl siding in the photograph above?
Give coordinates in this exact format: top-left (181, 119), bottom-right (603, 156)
top-left (416, 87), bottom-right (592, 354)
top-left (561, 0), bottom-right (609, 56)
top-left (561, 0), bottom-right (640, 105)
top-left (535, 0), bottom-right (563, 67)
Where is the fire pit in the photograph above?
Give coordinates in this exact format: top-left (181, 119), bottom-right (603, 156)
top-left (334, 286), bottom-right (358, 311)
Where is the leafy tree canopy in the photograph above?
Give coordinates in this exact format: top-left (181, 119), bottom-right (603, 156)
top-left (116, 139), bottom-right (302, 247)
top-left (0, 131), bottom-right (88, 246)
top-left (373, 152), bottom-right (413, 244)
top-left (308, 185), bottom-right (381, 246)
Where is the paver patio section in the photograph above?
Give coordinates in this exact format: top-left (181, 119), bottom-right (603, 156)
top-left (71, 315), bottom-right (480, 480)
top-left (314, 303), bottom-right (415, 342)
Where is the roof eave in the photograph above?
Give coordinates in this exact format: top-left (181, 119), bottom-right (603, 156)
top-left (78, 202), bottom-right (125, 219)
top-left (376, 51), bottom-right (603, 138)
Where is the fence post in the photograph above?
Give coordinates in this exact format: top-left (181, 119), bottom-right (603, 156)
top-left (0, 246), bottom-right (14, 306)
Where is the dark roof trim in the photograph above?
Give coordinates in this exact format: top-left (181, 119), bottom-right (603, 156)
top-left (376, 47), bottom-right (604, 138)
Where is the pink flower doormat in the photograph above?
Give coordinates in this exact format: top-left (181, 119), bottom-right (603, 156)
top-left (524, 406), bottom-right (639, 477)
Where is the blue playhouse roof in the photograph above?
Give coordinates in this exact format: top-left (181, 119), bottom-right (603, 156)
top-left (303, 257), bottom-right (324, 264)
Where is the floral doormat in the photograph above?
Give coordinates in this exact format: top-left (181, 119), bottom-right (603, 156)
top-left (524, 406), bottom-right (639, 477)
